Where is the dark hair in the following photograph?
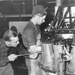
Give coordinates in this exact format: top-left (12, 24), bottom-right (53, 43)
top-left (11, 26), bottom-right (17, 33)
top-left (3, 30), bottom-right (18, 41)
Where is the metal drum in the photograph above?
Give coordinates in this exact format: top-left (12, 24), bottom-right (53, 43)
top-left (52, 45), bottom-right (63, 71)
top-left (42, 43), bottom-right (54, 75)
top-left (68, 45), bottom-right (75, 73)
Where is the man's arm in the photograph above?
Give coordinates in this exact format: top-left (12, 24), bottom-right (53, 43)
top-left (23, 28), bottom-right (42, 53)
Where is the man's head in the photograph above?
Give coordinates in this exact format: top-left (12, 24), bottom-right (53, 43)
top-left (32, 5), bottom-right (47, 25)
top-left (3, 30), bottom-right (19, 47)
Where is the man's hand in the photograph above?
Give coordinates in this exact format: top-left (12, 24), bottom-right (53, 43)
top-left (8, 54), bottom-right (18, 61)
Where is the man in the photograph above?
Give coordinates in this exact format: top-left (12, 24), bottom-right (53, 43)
top-left (0, 30), bottom-right (19, 75)
top-left (22, 5), bottom-right (47, 75)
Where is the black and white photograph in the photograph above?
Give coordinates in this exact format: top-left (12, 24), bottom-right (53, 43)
top-left (0, 0), bottom-right (75, 75)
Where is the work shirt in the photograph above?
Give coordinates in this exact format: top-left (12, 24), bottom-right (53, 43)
top-left (22, 21), bottom-right (41, 49)
top-left (0, 39), bottom-right (9, 66)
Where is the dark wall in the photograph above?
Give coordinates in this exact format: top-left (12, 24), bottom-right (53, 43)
top-left (0, 17), bottom-right (31, 38)
top-left (0, 1), bottom-right (33, 15)
top-left (62, 0), bottom-right (75, 6)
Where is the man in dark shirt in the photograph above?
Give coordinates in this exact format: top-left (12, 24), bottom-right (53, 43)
top-left (22, 5), bottom-right (47, 75)
top-left (0, 30), bottom-right (19, 75)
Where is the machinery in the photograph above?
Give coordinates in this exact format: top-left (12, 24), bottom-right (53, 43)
top-left (41, 5), bottom-right (75, 75)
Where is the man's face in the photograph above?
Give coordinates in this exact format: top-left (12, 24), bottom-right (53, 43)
top-left (37, 15), bottom-right (46, 25)
top-left (6, 36), bottom-right (19, 47)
